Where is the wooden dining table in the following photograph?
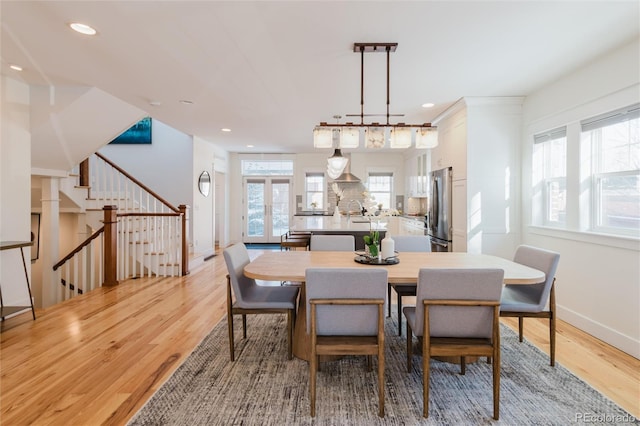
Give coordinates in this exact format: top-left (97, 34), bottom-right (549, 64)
top-left (244, 250), bottom-right (545, 361)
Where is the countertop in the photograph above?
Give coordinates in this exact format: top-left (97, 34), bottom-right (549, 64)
top-left (291, 216), bottom-right (387, 232)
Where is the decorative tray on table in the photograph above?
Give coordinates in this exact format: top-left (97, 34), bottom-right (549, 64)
top-left (354, 252), bottom-right (400, 265)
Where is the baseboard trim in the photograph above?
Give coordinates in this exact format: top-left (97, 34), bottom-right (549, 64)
top-left (558, 305), bottom-right (639, 359)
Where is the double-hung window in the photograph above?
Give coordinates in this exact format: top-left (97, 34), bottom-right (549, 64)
top-left (305, 172), bottom-right (325, 209)
top-left (368, 172), bottom-right (393, 210)
top-left (533, 127), bottom-right (567, 226)
top-left (581, 104), bottom-right (640, 236)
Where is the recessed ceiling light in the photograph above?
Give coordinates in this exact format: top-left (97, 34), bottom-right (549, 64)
top-left (149, 101), bottom-right (162, 106)
top-left (422, 103), bottom-right (435, 108)
top-left (221, 128), bottom-right (231, 132)
top-left (69, 22), bottom-right (97, 35)
top-left (9, 64), bottom-right (23, 71)
top-left (246, 144), bottom-right (254, 148)
top-left (179, 100), bottom-right (194, 105)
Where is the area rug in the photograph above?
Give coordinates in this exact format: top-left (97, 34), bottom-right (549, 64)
top-left (128, 312), bottom-right (637, 425)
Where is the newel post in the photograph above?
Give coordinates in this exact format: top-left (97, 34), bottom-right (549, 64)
top-left (179, 204), bottom-right (190, 276)
top-left (103, 205), bottom-right (119, 286)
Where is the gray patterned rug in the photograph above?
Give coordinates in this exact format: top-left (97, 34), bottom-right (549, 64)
top-left (128, 311), bottom-right (637, 425)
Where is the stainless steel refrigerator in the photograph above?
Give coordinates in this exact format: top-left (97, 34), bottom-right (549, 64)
top-left (426, 166), bottom-right (453, 252)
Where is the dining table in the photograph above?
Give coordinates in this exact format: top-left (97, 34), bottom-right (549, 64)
top-left (244, 250), bottom-right (545, 361)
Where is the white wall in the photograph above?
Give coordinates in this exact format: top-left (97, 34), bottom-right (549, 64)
top-left (99, 120), bottom-right (194, 242)
top-left (192, 137), bottom-right (228, 256)
top-left (1, 77), bottom-right (33, 309)
top-left (521, 38), bottom-right (640, 357)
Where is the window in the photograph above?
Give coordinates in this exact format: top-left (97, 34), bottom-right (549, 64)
top-left (305, 173), bottom-right (325, 209)
top-left (241, 160), bottom-right (293, 176)
top-left (368, 172), bottom-right (393, 210)
top-left (533, 127), bottom-right (567, 226)
top-left (581, 104), bottom-right (640, 235)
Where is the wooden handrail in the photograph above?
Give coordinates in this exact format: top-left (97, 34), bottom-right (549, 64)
top-left (117, 212), bottom-right (181, 217)
top-left (94, 152), bottom-right (180, 213)
top-left (53, 226), bottom-right (104, 271)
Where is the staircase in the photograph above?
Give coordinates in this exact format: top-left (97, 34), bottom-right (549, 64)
top-left (53, 153), bottom-right (188, 301)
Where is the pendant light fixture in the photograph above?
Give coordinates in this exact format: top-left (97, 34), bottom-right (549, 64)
top-left (313, 42), bottom-right (438, 150)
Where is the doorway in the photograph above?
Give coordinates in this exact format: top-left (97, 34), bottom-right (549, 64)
top-left (243, 177), bottom-right (291, 243)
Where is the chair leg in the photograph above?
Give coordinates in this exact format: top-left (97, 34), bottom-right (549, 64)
top-left (287, 310), bottom-right (293, 360)
top-left (378, 343), bottom-right (385, 417)
top-left (226, 276), bottom-right (235, 361)
top-left (550, 281), bottom-right (556, 367)
top-left (460, 356), bottom-right (466, 375)
top-left (406, 325), bottom-right (413, 373)
top-left (550, 315), bottom-right (556, 367)
top-left (367, 355), bottom-right (372, 371)
top-left (387, 284), bottom-right (392, 318)
top-left (310, 353), bottom-right (317, 417)
top-left (397, 295), bottom-right (402, 336)
top-left (242, 314), bottom-right (247, 339)
top-left (227, 311), bottom-right (235, 362)
top-left (518, 316), bottom-right (524, 342)
top-left (423, 336), bottom-right (430, 418)
top-left (493, 342), bottom-right (500, 420)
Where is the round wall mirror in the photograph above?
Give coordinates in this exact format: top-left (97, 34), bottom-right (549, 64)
top-left (198, 171), bottom-right (211, 197)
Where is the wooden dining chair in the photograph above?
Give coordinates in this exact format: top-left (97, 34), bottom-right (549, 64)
top-left (306, 267), bottom-right (387, 417)
top-left (309, 234), bottom-right (355, 251)
top-left (500, 245), bottom-right (560, 366)
top-left (404, 268), bottom-right (503, 419)
top-left (387, 235), bottom-right (431, 335)
top-left (223, 242), bottom-right (299, 361)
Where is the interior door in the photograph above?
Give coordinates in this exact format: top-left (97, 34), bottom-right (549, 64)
top-left (243, 177), bottom-right (291, 243)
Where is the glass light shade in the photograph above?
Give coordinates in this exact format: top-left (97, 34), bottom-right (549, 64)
top-left (340, 127), bottom-right (360, 148)
top-left (390, 127), bottom-right (412, 148)
top-left (365, 126), bottom-right (386, 149)
top-left (313, 127), bottom-right (334, 148)
top-left (416, 127), bottom-right (438, 148)
top-left (327, 149), bottom-right (348, 174)
top-left (326, 165), bottom-right (342, 179)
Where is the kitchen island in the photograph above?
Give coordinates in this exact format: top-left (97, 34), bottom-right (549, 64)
top-left (291, 215), bottom-right (387, 250)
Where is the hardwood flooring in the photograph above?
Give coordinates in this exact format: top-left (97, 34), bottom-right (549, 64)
top-left (1, 247), bottom-right (638, 425)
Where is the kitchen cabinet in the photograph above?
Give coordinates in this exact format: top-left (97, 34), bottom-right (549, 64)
top-left (430, 97), bottom-right (523, 255)
top-left (397, 217), bottom-right (425, 236)
top-left (404, 151), bottom-right (428, 198)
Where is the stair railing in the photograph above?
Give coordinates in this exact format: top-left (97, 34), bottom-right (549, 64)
top-left (53, 226), bottom-right (104, 301)
top-left (53, 155), bottom-right (190, 302)
top-left (84, 153), bottom-right (189, 277)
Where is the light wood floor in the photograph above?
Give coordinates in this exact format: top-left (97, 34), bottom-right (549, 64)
top-left (1, 247), bottom-right (638, 425)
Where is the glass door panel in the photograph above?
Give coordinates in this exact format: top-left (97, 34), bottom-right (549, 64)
top-left (244, 177), bottom-right (291, 243)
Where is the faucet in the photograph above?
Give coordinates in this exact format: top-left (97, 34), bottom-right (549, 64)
top-left (347, 199), bottom-right (363, 221)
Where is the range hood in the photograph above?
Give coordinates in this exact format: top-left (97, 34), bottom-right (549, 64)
top-left (333, 154), bottom-right (360, 183)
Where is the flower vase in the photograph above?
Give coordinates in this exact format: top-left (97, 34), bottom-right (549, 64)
top-left (332, 206), bottom-right (341, 223)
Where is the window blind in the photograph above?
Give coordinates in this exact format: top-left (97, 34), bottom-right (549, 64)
top-left (534, 127), bottom-right (566, 144)
top-left (581, 103), bottom-right (640, 132)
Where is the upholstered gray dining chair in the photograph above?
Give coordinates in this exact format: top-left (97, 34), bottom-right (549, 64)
top-left (306, 268), bottom-right (387, 417)
top-left (404, 268), bottom-right (503, 419)
top-left (387, 235), bottom-right (431, 334)
top-left (223, 242), bottom-right (299, 361)
top-left (500, 245), bottom-right (560, 366)
top-left (309, 234), bottom-right (355, 251)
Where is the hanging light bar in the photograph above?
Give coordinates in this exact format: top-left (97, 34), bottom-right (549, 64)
top-left (312, 42), bottom-right (438, 150)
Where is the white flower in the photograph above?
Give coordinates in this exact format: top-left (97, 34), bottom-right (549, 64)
top-left (331, 183), bottom-right (344, 199)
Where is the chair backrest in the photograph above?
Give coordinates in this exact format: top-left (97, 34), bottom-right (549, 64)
top-left (512, 245), bottom-right (560, 310)
top-left (310, 235), bottom-right (355, 251)
top-left (413, 268), bottom-right (504, 338)
top-left (305, 268), bottom-right (387, 336)
top-left (393, 235), bottom-right (431, 252)
top-left (223, 243), bottom-right (257, 304)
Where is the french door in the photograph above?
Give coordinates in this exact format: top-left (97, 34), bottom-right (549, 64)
top-left (243, 177), bottom-right (291, 243)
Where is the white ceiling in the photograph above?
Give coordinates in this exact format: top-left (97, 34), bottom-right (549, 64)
top-left (2, 1), bottom-right (638, 154)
